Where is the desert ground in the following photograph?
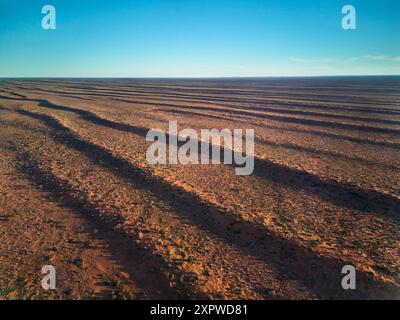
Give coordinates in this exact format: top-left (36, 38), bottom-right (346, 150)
top-left (0, 77), bottom-right (399, 299)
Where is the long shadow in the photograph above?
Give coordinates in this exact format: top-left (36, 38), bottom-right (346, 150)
top-left (111, 91), bottom-right (400, 116)
top-left (25, 84), bottom-right (400, 116)
top-left (38, 99), bottom-right (149, 136)
top-left (252, 157), bottom-right (400, 223)
top-left (0, 94), bottom-right (148, 137)
top-left (3, 92), bottom-right (400, 142)
top-left (153, 108), bottom-right (400, 170)
top-left (151, 96), bottom-right (400, 119)
top-left (59, 94), bottom-right (94, 101)
top-left (165, 110), bottom-right (400, 220)
top-left (16, 97), bottom-right (400, 214)
top-left (26, 102), bottom-right (400, 222)
top-left (0, 90), bottom-right (27, 99)
top-left (159, 94), bottom-right (400, 116)
top-left (140, 86), bottom-right (400, 107)
top-left (156, 108), bottom-right (400, 150)
top-left (127, 101), bottom-right (400, 136)
top-left (16, 109), bottom-right (400, 299)
top-left (114, 86), bottom-right (400, 106)
top-left (258, 139), bottom-right (399, 171)
top-left (5, 87), bottom-right (399, 215)
top-left (0, 94), bottom-right (23, 101)
top-left (4, 78), bottom-right (400, 112)
top-left (10, 145), bottom-right (202, 300)
top-left (27, 84), bottom-right (395, 118)
top-left (256, 100), bottom-right (400, 116)
top-left (114, 92), bottom-right (400, 124)
top-left (243, 105), bottom-right (400, 126)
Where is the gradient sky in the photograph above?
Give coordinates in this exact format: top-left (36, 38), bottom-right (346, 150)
top-left (0, 0), bottom-right (399, 77)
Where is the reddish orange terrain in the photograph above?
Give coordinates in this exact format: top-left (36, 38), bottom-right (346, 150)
top-left (0, 77), bottom-right (399, 300)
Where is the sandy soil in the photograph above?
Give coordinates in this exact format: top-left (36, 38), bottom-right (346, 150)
top-left (0, 77), bottom-right (399, 299)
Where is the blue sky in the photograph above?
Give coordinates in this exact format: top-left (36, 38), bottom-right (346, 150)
top-left (0, 0), bottom-right (399, 77)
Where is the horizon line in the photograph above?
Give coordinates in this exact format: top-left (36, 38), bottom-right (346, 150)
top-left (1, 74), bottom-right (400, 80)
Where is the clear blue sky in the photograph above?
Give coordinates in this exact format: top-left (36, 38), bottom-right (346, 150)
top-left (0, 0), bottom-right (399, 77)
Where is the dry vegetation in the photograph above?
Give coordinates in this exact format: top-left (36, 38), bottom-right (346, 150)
top-left (0, 77), bottom-right (399, 299)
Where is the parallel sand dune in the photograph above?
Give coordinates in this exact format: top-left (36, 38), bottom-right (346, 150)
top-left (0, 77), bottom-right (399, 299)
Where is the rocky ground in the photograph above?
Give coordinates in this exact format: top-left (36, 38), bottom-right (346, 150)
top-left (0, 77), bottom-right (399, 299)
